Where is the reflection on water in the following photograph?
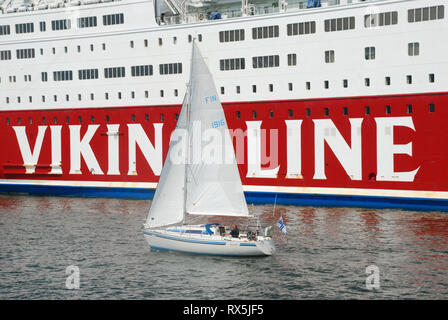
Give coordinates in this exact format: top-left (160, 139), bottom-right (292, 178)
top-left (0, 195), bottom-right (447, 299)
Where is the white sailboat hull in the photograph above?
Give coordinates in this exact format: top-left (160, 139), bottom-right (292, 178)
top-left (142, 228), bottom-right (275, 257)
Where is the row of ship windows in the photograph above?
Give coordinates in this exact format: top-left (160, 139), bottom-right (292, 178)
top-left (0, 13), bottom-right (124, 36)
top-left (1, 72), bottom-right (437, 106)
top-left (4, 102), bottom-right (437, 126)
top-left (0, 5), bottom-right (444, 41)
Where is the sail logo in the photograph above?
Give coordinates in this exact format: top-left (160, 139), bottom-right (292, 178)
top-left (204, 95), bottom-right (217, 104)
top-left (211, 119), bottom-right (225, 128)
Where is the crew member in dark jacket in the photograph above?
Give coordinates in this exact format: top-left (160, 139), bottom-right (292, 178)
top-left (230, 225), bottom-right (239, 238)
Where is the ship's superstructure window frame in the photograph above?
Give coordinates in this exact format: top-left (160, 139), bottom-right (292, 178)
top-left (408, 42), bottom-right (420, 56)
top-left (159, 63), bottom-right (182, 75)
top-left (252, 25), bottom-right (279, 39)
top-left (219, 29), bottom-right (245, 42)
top-left (287, 21), bottom-right (316, 35)
top-left (16, 48), bottom-right (35, 59)
top-left (53, 70), bottom-right (73, 81)
top-left (365, 47), bottom-right (376, 60)
top-left (39, 21), bottom-right (46, 32)
top-left (78, 69), bottom-right (99, 80)
top-left (252, 55), bottom-right (280, 68)
top-left (408, 5), bottom-right (444, 22)
top-left (103, 13), bottom-right (124, 26)
top-left (287, 53), bottom-right (297, 66)
top-left (131, 65), bottom-right (154, 77)
top-left (78, 16), bottom-right (98, 29)
top-left (104, 67), bottom-right (125, 79)
top-left (325, 50), bottom-right (335, 63)
top-left (15, 23), bottom-right (34, 34)
top-left (0, 25), bottom-right (11, 35)
top-left (0, 50), bottom-right (11, 60)
top-left (219, 58), bottom-right (245, 71)
top-left (51, 19), bottom-right (71, 31)
top-left (324, 17), bottom-right (355, 32)
top-left (364, 11), bottom-right (398, 28)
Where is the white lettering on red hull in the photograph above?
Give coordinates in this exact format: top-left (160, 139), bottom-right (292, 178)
top-left (10, 117), bottom-right (420, 183)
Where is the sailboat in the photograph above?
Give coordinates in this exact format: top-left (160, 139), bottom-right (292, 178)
top-left (141, 42), bottom-right (275, 256)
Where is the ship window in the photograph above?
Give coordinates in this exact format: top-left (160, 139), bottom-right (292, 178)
top-left (324, 80), bottom-right (329, 89)
top-left (131, 65), bottom-right (153, 77)
top-left (64, 46), bottom-right (68, 53)
top-left (158, 38), bottom-right (162, 46)
top-left (253, 110), bottom-right (257, 119)
top-left (6, 118), bottom-right (9, 125)
top-left (385, 76), bottom-right (391, 86)
top-left (15, 22), bottom-right (34, 34)
top-left (219, 58), bottom-right (245, 71)
top-left (236, 85), bottom-right (241, 94)
top-left (236, 111), bottom-right (241, 119)
top-left (408, 5), bottom-right (444, 23)
top-left (78, 116), bottom-right (82, 123)
top-left (188, 34), bottom-right (192, 43)
top-left (159, 63), bottom-right (182, 75)
top-left (173, 36), bottom-right (177, 44)
top-left (287, 21), bottom-right (316, 35)
top-left (161, 113), bottom-right (165, 121)
top-left (6, 97), bottom-right (9, 104)
top-left (343, 107), bottom-right (348, 115)
top-left (53, 70), bottom-right (73, 81)
top-left (407, 104), bottom-right (413, 114)
top-left (91, 116), bottom-right (95, 123)
top-left (365, 47), bottom-right (375, 60)
top-left (288, 83), bottom-right (293, 91)
top-left (324, 108), bottom-right (329, 116)
top-left (52, 47), bottom-right (56, 54)
top-left (53, 95), bottom-right (57, 102)
top-left (144, 39), bottom-right (148, 47)
top-left (145, 114), bottom-right (149, 121)
top-left (16, 48), bottom-right (36, 59)
top-left (252, 85), bottom-right (257, 93)
top-left (408, 42), bottom-right (420, 56)
top-left (343, 79), bottom-right (348, 88)
top-left (252, 25), bottom-right (279, 39)
top-left (252, 55), bottom-right (279, 68)
top-left (365, 11), bottom-right (398, 27)
top-left (0, 50), bottom-right (12, 60)
top-left (54, 117), bottom-right (57, 124)
top-left (365, 78), bottom-right (370, 87)
top-left (385, 105), bottom-right (391, 114)
top-left (90, 93), bottom-right (94, 100)
top-left (118, 92), bottom-right (122, 99)
top-left (51, 19), bottom-right (70, 31)
top-left (269, 110), bottom-right (274, 118)
top-left (17, 97), bottom-right (21, 103)
top-left (102, 43), bottom-right (106, 51)
top-left (78, 16), bottom-right (97, 28)
top-left (18, 117), bottom-right (21, 124)
top-left (77, 45), bottom-right (81, 53)
top-left (66, 94), bottom-right (70, 101)
top-left (78, 94), bottom-right (82, 101)
top-left (288, 109), bottom-right (293, 118)
top-left (0, 25), bottom-right (11, 36)
top-left (104, 67), bottom-right (125, 78)
top-left (287, 53), bottom-right (297, 66)
top-left (40, 48), bottom-right (44, 55)
top-left (145, 91), bottom-right (149, 98)
top-left (29, 117), bottom-right (32, 124)
top-left (269, 84), bottom-right (273, 92)
top-left (175, 113), bottom-right (179, 120)
top-left (407, 75), bottom-right (413, 84)
top-left (103, 13), bottom-right (124, 26)
top-left (132, 114), bottom-right (135, 122)
top-left (429, 73), bottom-right (435, 83)
top-left (306, 82), bottom-right (311, 90)
top-left (365, 106), bottom-right (370, 115)
top-left (105, 92), bottom-right (109, 100)
top-left (90, 44), bottom-right (94, 51)
top-left (131, 91), bottom-right (135, 99)
top-left (106, 115), bottom-right (110, 122)
top-left (429, 104), bottom-right (435, 113)
top-left (42, 117), bottom-right (46, 124)
top-left (66, 116), bottom-right (70, 123)
top-left (324, 17), bottom-right (355, 32)
top-left (160, 90), bottom-right (164, 97)
top-left (42, 96), bottom-right (45, 102)
top-left (219, 29), bottom-right (245, 42)
top-left (325, 50), bottom-right (335, 63)
top-left (306, 108), bottom-right (311, 117)
top-left (220, 87), bottom-right (225, 94)
top-left (79, 69), bottom-right (99, 80)
top-left (198, 34), bottom-right (202, 42)
top-left (174, 89), bottom-right (178, 96)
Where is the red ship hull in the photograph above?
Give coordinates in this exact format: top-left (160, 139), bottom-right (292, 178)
top-left (1, 92), bottom-right (448, 211)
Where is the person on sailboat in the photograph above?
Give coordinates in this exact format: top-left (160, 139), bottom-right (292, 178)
top-left (230, 225), bottom-right (240, 238)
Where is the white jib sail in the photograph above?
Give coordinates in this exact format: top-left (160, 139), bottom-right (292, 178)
top-left (145, 93), bottom-right (189, 228)
top-left (185, 43), bottom-right (249, 217)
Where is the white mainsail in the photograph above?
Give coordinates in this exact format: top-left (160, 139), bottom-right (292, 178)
top-left (145, 42), bottom-right (249, 228)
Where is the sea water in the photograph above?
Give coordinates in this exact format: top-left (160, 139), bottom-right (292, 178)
top-left (0, 195), bottom-right (447, 299)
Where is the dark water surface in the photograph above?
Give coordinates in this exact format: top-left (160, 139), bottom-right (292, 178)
top-left (1, 195), bottom-right (447, 299)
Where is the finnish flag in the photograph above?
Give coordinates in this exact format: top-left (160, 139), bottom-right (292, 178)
top-left (276, 216), bottom-right (288, 236)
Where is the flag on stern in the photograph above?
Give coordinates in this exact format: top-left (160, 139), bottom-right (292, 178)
top-left (276, 216), bottom-right (288, 236)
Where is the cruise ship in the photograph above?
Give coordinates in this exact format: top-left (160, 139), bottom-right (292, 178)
top-left (0, 0), bottom-right (447, 211)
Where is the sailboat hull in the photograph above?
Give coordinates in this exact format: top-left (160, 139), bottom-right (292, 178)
top-left (142, 229), bottom-right (275, 257)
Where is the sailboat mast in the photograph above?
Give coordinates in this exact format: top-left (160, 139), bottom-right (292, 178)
top-left (182, 40), bottom-right (196, 224)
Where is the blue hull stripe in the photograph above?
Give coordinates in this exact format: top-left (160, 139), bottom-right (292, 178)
top-left (148, 245), bottom-right (260, 257)
top-left (1, 183), bottom-right (448, 211)
top-left (142, 230), bottom-right (226, 245)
